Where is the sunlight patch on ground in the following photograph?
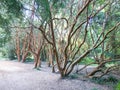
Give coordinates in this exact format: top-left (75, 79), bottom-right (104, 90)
top-left (0, 66), bottom-right (22, 72)
top-left (0, 65), bottom-right (23, 72)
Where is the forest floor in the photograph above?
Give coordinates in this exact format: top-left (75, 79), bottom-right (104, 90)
top-left (0, 60), bottom-right (116, 90)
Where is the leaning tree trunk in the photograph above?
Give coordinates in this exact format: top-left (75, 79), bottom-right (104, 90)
top-left (22, 51), bottom-right (28, 62)
top-left (34, 54), bottom-right (41, 68)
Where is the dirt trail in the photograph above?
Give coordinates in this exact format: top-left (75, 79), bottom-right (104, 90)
top-left (0, 60), bottom-right (111, 90)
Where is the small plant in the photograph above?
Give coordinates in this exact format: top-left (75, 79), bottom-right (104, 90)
top-left (91, 88), bottom-right (98, 90)
top-left (33, 67), bottom-right (41, 71)
top-left (116, 81), bottom-right (120, 90)
top-left (36, 68), bottom-right (41, 70)
top-left (90, 76), bottom-right (118, 85)
top-left (68, 74), bottom-right (79, 79)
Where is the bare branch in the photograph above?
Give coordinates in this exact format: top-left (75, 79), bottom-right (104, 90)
top-left (93, 22), bottom-right (120, 49)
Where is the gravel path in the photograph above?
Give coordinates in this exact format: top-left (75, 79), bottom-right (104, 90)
top-left (0, 60), bottom-right (111, 90)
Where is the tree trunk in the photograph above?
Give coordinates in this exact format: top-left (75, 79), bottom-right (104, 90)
top-left (22, 52), bottom-right (28, 62)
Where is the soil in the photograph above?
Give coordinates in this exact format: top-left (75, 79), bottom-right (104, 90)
top-left (0, 60), bottom-right (113, 90)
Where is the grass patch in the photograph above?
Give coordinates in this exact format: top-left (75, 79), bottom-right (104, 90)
top-left (90, 75), bottom-right (119, 86)
top-left (68, 73), bottom-right (79, 79)
top-left (115, 81), bottom-right (120, 90)
top-left (61, 73), bottom-right (80, 79)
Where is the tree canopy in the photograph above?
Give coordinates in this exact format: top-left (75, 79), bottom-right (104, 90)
top-left (0, 0), bottom-right (120, 78)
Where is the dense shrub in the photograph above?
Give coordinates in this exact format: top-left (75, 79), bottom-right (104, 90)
top-left (3, 42), bottom-right (16, 60)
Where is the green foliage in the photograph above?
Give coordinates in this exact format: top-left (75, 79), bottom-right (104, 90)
top-left (0, 0), bottom-right (23, 47)
top-left (0, 28), bottom-right (11, 47)
top-left (80, 57), bottom-right (95, 65)
top-left (0, 15), bottom-right (9, 28)
top-left (91, 76), bottom-right (118, 85)
top-left (0, 0), bottom-right (119, 79)
top-left (0, 0), bottom-right (23, 17)
top-left (97, 0), bottom-right (106, 5)
top-left (3, 42), bottom-right (16, 60)
top-left (68, 73), bottom-right (79, 79)
top-left (0, 48), bottom-right (7, 57)
top-left (50, 0), bottom-right (67, 10)
top-left (91, 88), bottom-right (98, 90)
top-left (35, 0), bottom-right (51, 24)
top-left (35, 0), bottom-right (67, 24)
top-left (25, 58), bottom-right (34, 62)
top-left (116, 81), bottom-right (120, 90)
